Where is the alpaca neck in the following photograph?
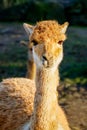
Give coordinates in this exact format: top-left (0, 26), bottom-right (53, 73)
top-left (26, 60), bottom-right (36, 80)
top-left (31, 68), bottom-right (60, 130)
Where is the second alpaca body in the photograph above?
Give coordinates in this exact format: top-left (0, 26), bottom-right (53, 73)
top-left (0, 25), bottom-right (36, 130)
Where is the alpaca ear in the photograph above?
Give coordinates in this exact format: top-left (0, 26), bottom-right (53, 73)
top-left (61, 22), bottom-right (69, 34)
top-left (23, 23), bottom-right (34, 36)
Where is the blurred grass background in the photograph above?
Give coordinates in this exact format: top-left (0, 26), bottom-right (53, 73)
top-left (0, 0), bottom-right (87, 25)
top-left (0, 1), bottom-right (87, 130)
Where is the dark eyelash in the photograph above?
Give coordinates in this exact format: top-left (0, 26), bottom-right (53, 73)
top-left (32, 40), bottom-right (38, 46)
top-left (58, 40), bottom-right (63, 45)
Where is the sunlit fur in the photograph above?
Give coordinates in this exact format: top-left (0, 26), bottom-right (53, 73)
top-left (0, 78), bottom-right (35, 130)
top-left (25, 20), bottom-right (70, 130)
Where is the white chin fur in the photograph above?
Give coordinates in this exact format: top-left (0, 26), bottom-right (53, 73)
top-left (58, 124), bottom-right (64, 130)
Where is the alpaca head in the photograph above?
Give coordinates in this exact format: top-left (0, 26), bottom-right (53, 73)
top-left (23, 20), bottom-right (69, 70)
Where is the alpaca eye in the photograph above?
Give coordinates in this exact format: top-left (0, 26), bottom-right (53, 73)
top-left (58, 40), bottom-right (63, 45)
top-left (32, 40), bottom-right (38, 46)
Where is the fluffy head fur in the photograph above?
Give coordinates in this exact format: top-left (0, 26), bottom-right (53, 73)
top-left (31, 20), bottom-right (67, 43)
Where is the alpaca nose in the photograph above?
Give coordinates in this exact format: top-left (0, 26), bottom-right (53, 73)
top-left (42, 55), bottom-right (48, 67)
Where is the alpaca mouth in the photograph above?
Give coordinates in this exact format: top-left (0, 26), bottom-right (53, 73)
top-left (42, 57), bottom-right (55, 68)
top-left (42, 56), bottom-right (50, 68)
top-left (42, 60), bottom-right (54, 68)
top-left (42, 60), bottom-right (48, 67)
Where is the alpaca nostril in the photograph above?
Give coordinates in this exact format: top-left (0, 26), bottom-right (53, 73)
top-left (42, 55), bottom-right (47, 61)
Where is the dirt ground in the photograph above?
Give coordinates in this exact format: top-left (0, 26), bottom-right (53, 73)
top-left (0, 23), bottom-right (87, 130)
top-left (58, 83), bottom-right (87, 130)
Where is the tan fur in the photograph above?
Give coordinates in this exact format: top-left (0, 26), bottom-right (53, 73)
top-left (31, 21), bottom-right (66, 42)
top-left (26, 20), bottom-right (71, 130)
top-left (26, 42), bottom-right (36, 80)
top-left (26, 60), bottom-right (36, 79)
top-left (0, 78), bottom-right (35, 130)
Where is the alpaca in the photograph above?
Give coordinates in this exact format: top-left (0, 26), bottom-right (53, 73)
top-left (22, 23), bottom-right (36, 80)
top-left (0, 20), bottom-right (71, 130)
top-left (21, 20), bottom-right (71, 130)
top-left (0, 24), bottom-right (36, 130)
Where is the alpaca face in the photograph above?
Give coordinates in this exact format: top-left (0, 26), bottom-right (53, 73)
top-left (24, 21), bottom-right (69, 69)
top-left (32, 40), bottom-right (63, 69)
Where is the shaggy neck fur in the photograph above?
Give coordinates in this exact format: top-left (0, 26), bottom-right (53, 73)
top-left (30, 67), bottom-right (60, 130)
top-left (26, 60), bottom-right (36, 80)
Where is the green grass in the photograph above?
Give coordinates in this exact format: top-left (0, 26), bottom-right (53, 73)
top-left (59, 26), bottom-right (87, 87)
top-left (0, 42), bottom-right (27, 81)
